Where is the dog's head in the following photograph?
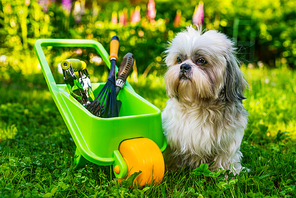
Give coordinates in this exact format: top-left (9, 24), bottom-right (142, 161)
top-left (164, 26), bottom-right (246, 104)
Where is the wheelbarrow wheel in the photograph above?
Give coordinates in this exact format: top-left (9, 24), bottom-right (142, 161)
top-left (119, 138), bottom-right (165, 186)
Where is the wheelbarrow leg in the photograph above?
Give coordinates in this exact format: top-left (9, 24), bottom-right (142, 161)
top-left (74, 148), bottom-right (87, 169)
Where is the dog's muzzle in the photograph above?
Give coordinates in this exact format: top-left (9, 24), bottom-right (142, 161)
top-left (180, 63), bottom-right (191, 73)
top-left (180, 63), bottom-right (191, 80)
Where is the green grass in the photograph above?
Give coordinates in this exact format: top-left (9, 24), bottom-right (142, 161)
top-left (1, 67), bottom-right (296, 197)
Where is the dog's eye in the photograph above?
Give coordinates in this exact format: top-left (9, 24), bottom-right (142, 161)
top-left (176, 57), bottom-right (182, 64)
top-left (196, 58), bottom-right (207, 65)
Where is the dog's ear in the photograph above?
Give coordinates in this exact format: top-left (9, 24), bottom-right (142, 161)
top-left (223, 53), bottom-right (247, 103)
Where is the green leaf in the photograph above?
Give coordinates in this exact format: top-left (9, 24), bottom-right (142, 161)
top-left (142, 187), bottom-right (150, 192)
top-left (259, 174), bottom-right (270, 180)
top-left (14, 191), bottom-right (21, 198)
top-left (51, 186), bottom-right (58, 195)
top-left (120, 171), bottom-right (142, 188)
top-left (217, 181), bottom-right (229, 190)
top-left (191, 164), bottom-right (212, 177)
top-left (43, 193), bottom-right (53, 198)
top-left (58, 182), bottom-right (69, 190)
top-left (229, 179), bottom-right (238, 186)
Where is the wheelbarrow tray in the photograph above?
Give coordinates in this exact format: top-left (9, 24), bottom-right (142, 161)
top-left (57, 82), bottom-right (166, 165)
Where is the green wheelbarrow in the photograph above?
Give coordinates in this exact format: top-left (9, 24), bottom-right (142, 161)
top-left (34, 39), bottom-right (167, 186)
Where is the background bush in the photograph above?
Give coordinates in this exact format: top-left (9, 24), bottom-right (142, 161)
top-left (0, 0), bottom-right (295, 86)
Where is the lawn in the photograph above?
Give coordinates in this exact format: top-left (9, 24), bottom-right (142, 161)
top-left (0, 66), bottom-right (296, 197)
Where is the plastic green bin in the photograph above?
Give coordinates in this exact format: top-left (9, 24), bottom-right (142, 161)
top-left (34, 39), bottom-right (167, 181)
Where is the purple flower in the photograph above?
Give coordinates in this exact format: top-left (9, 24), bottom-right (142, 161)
top-left (38, 0), bottom-right (49, 12)
top-left (192, 1), bottom-right (204, 26)
top-left (62, 0), bottom-right (72, 13)
top-left (147, 0), bottom-right (156, 22)
top-left (111, 11), bottom-right (118, 24)
top-left (73, 1), bottom-right (82, 23)
top-left (119, 9), bottom-right (128, 26)
top-left (131, 6), bottom-right (141, 24)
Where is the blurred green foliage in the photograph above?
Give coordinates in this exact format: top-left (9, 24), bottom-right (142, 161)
top-left (0, 0), bottom-right (295, 85)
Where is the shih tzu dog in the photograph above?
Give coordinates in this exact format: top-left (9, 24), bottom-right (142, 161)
top-left (162, 26), bottom-right (248, 175)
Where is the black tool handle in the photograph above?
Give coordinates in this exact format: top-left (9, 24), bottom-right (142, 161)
top-left (116, 53), bottom-right (134, 95)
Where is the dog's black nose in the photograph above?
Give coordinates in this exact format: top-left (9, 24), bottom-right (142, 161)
top-left (180, 64), bottom-right (191, 73)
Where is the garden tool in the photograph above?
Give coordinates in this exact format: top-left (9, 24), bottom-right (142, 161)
top-left (115, 53), bottom-right (134, 95)
top-left (109, 52), bottom-right (135, 114)
top-left (61, 59), bottom-right (94, 106)
top-left (87, 36), bottom-right (119, 118)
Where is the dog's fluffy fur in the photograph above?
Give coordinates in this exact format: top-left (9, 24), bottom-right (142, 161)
top-left (162, 26), bottom-right (248, 174)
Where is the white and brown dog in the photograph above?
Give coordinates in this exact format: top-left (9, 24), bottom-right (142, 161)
top-left (162, 26), bottom-right (248, 175)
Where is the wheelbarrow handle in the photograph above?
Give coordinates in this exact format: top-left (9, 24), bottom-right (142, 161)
top-left (34, 39), bottom-right (134, 94)
top-left (34, 39), bottom-right (110, 93)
